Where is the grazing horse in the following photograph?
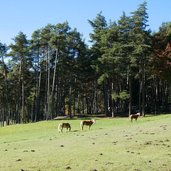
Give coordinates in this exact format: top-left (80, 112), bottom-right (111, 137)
top-left (129, 112), bottom-right (140, 122)
top-left (58, 123), bottom-right (71, 132)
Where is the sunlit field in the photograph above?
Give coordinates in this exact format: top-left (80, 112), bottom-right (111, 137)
top-left (0, 114), bottom-right (171, 171)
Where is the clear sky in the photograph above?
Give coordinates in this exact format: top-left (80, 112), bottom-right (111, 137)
top-left (1, 0), bottom-right (171, 45)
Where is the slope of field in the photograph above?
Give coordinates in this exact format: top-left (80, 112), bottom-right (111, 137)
top-left (0, 115), bottom-right (171, 171)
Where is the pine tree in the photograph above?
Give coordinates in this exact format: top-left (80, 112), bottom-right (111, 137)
top-left (130, 2), bottom-right (151, 116)
top-left (9, 32), bottom-right (31, 123)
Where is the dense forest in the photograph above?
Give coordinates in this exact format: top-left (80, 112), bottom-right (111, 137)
top-left (0, 2), bottom-right (171, 126)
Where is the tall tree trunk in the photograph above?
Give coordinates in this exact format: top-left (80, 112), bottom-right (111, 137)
top-left (142, 59), bottom-right (145, 117)
top-left (111, 82), bottom-right (114, 118)
top-left (20, 57), bottom-right (25, 123)
top-left (103, 81), bottom-right (109, 116)
top-left (73, 94), bottom-right (76, 116)
top-left (2, 108), bottom-right (5, 127)
top-left (47, 48), bottom-right (51, 119)
top-left (1, 55), bottom-right (10, 125)
top-left (77, 94), bottom-right (80, 114)
top-left (139, 77), bottom-right (142, 115)
top-left (68, 86), bottom-right (72, 117)
top-left (154, 78), bottom-right (159, 115)
top-left (164, 81), bottom-right (169, 111)
top-left (82, 97), bottom-right (85, 114)
top-left (45, 47), bottom-right (50, 120)
top-left (50, 49), bottom-right (58, 119)
top-left (35, 70), bottom-right (42, 121)
top-left (92, 82), bottom-right (97, 114)
top-left (139, 57), bottom-right (145, 117)
top-left (34, 45), bottom-right (41, 122)
top-left (21, 78), bottom-right (25, 122)
top-left (128, 76), bottom-right (132, 116)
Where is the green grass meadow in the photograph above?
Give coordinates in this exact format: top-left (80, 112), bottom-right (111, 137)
top-left (0, 115), bottom-right (171, 171)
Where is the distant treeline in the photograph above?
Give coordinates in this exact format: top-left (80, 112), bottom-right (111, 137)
top-left (0, 2), bottom-right (171, 126)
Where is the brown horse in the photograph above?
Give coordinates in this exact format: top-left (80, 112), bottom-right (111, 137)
top-left (58, 123), bottom-right (71, 132)
top-left (129, 113), bottom-right (140, 122)
top-left (80, 119), bottom-right (96, 130)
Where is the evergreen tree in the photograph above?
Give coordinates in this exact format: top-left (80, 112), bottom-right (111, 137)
top-left (8, 32), bottom-right (32, 123)
top-left (130, 2), bottom-right (151, 116)
top-left (0, 43), bottom-right (9, 126)
top-left (89, 12), bottom-right (110, 116)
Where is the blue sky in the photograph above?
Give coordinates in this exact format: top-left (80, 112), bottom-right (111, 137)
top-left (1, 0), bottom-right (171, 45)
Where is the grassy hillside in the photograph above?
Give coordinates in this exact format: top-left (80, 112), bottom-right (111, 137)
top-left (0, 115), bottom-right (171, 171)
